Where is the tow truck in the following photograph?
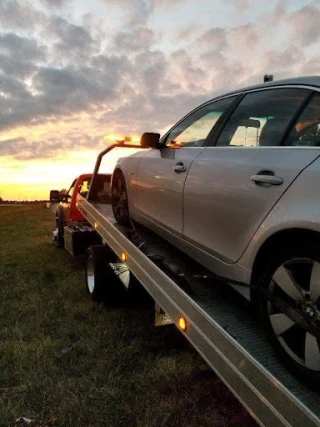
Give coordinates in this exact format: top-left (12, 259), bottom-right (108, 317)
top-left (51, 173), bottom-right (111, 252)
top-left (52, 140), bottom-right (320, 427)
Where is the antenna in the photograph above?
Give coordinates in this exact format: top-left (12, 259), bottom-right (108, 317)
top-left (264, 74), bottom-right (274, 83)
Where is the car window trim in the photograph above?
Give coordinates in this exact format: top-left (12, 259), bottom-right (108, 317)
top-left (160, 85), bottom-right (320, 149)
top-left (279, 90), bottom-right (314, 146)
top-left (159, 95), bottom-right (239, 148)
top-left (280, 91), bottom-right (315, 147)
top-left (206, 94), bottom-right (245, 147)
top-left (208, 86), bottom-right (314, 148)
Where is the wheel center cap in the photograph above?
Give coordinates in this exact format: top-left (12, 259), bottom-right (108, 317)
top-left (304, 306), bottom-right (316, 319)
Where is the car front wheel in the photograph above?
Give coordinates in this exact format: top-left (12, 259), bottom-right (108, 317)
top-left (257, 244), bottom-right (320, 389)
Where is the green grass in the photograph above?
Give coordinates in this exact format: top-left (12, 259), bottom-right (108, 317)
top-left (0, 205), bottom-right (257, 427)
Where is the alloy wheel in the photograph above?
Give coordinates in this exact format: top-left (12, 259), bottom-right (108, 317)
top-left (112, 175), bottom-right (128, 220)
top-left (267, 258), bottom-right (320, 371)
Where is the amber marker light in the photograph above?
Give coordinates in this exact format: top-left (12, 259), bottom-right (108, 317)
top-left (104, 134), bottom-right (141, 144)
top-left (130, 136), bottom-right (141, 143)
top-left (178, 316), bottom-right (187, 332)
top-left (94, 222), bottom-right (98, 229)
top-left (104, 134), bottom-right (126, 143)
top-left (121, 252), bottom-right (127, 262)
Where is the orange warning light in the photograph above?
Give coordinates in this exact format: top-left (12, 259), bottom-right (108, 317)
top-left (104, 134), bottom-right (141, 144)
top-left (104, 134), bottom-right (126, 143)
top-left (178, 316), bottom-right (187, 332)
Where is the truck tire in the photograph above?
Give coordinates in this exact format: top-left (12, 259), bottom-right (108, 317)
top-left (111, 170), bottom-right (130, 226)
top-left (55, 213), bottom-right (64, 248)
top-left (256, 243), bottom-right (320, 390)
top-left (85, 245), bottom-right (126, 304)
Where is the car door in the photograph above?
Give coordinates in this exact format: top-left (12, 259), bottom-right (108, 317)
top-left (135, 97), bottom-right (235, 235)
top-left (183, 87), bottom-right (320, 263)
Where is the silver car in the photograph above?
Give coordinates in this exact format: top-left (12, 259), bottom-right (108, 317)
top-left (111, 76), bottom-right (320, 387)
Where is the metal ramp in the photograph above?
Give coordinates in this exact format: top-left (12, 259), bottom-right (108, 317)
top-left (77, 200), bottom-right (320, 427)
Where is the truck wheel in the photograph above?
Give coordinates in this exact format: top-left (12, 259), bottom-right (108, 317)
top-left (55, 215), bottom-right (64, 248)
top-left (256, 243), bottom-right (320, 389)
top-left (111, 171), bottom-right (130, 226)
top-left (85, 245), bottom-right (126, 304)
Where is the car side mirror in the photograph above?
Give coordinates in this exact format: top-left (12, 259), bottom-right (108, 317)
top-left (140, 132), bottom-right (160, 148)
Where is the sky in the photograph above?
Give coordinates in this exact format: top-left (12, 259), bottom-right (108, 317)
top-left (1, 0), bottom-right (320, 200)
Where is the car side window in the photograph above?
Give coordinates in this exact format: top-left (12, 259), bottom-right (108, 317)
top-left (284, 93), bottom-right (320, 146)
top-left (215, 89), bottom-right (309, 147)
top-left (164, 97), bottom-right (234, 148)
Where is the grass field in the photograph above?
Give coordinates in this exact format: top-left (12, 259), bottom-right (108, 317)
top-left (0, 205), bottom-right (257, 427)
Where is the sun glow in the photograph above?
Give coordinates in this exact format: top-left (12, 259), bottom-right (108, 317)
top-left (1, 150), bottom-right (98, 201)
top-left (0, 112), bottom-right (146, 201)
top-left (1, 143), bottom-right (144, 201)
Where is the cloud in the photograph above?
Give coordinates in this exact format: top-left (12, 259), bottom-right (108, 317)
top-left (114, 26), bottom-right (156, 52)
top-left (98, 0), bottom-right (184, 27)
top-left (0, 132), bottom-right (101, 161)
top-left (0, 137), bottom-right (27, 158)
top-left (0, 54), bottom-right (37, 79)
top-left (0, 33), bottom-right (46, 62)
top-left (229, 23), bottom-right (258, 48)
top-left (0, 50), bottom-right (132, 132)
top-left (260, 47), bottom-right (305, 78)
top-left (196, 28), bottom-right (227, 51)
top-left (285, 5), bottom-right (320, 47)
top-left (0, 0), bottom-right (45, 30)
top-left (1, 0), bottom-right (320, 165)
top-left (136, 50), bottom-right (167, 92)
top-left (40, 0), bottom-right (72, 7)
top-left (35, 66), bottom-right (116, 106)
top-left (49, 16), bottom-right (96, 57)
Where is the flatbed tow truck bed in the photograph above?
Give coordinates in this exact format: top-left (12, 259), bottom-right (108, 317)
top-left (77, 199), bottom-right (320, 427)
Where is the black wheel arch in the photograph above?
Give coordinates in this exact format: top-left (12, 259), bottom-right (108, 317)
top-left (112, 167), bottom-right (125, 184)
top-left (253, 237), bottom-right (320, 390)
top-left (111, 168), bottom-right (130, 226)
top-left (251, 228), bottom-right (320, 293)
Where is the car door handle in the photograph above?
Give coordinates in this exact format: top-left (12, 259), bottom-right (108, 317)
top-left (173, 162), bottom-right (187, 173)
top-left (251, 172), bottom-right (284, 186)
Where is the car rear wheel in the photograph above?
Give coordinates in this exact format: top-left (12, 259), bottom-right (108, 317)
top-left (257, 244), bottom-right (320, 389)
top-left (111, 171), bottom-right (130, 226)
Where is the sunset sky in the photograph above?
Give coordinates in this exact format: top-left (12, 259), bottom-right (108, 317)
top-left (1, 0), bottom-right (320, 200)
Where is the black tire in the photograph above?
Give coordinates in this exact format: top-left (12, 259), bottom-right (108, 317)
top-left (55, 213), bottom-right (64, 248)
top-left (111, 171), bottom-right (130, 226)
top-left (256, 243), bottom-right (320, 389)
top-left (85, 245), bottom-right (126, 304)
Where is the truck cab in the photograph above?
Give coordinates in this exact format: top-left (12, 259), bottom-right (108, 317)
top-left (51, 173), bottom-right (111, 248)
top-left (61, 174), bottom-right (93, 223)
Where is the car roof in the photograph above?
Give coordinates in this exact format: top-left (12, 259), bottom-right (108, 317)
top-left (217, 76), bottom-right (320, 99)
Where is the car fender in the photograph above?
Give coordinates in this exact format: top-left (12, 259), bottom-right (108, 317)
top-left (113, 150), bottom-right (151, 211)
